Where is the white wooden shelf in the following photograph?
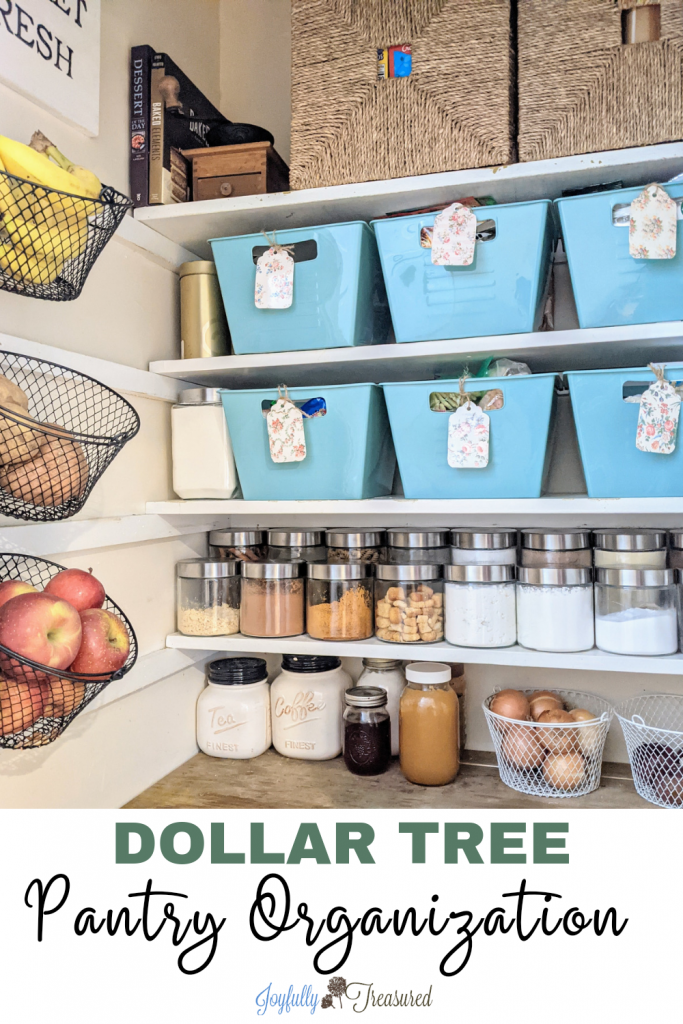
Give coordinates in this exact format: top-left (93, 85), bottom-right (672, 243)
top-left (135, 142), bottom-right (683, 258)
top-left (166, 632), bottom-right (683, 677)
top-left (0, 513), bottom-right (228, 554)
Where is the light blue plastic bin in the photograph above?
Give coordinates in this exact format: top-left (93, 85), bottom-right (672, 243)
top-left (382, 374), bottom-right (557, 499)
top-left (220, 384), bottom-right (396, 500)
top-left (556, 184), bottom-right (683, 329)
top-left (567, 363), bottom-right (683, 498)
top-left (370, 200), bottom-right (554, 343)
top-left (209, 222), bottom-right (389, 355)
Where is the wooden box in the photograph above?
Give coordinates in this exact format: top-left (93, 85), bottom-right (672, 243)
top-left (180, 141), bottom-right (290, 202)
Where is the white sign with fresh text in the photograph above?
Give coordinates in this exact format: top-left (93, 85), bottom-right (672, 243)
top-left (0, 0), bottom-right (100, 136)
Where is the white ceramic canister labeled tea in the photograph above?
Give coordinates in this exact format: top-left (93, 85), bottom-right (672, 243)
top-left (197, 657), bottom-right (271, 759)
top-left (270, 655), bottom-right (351, 760)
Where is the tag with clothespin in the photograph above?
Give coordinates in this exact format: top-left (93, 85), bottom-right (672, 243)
top-left (447, 374), bottom-right (490, 468)
top-left (267, 385), bottom-right (307, 463)
top-left (636, 363), bottom-right (680, 455)
top-left (629, 183), bottom-right (677, 260)
top-left (255, 232), bottom-right (295, 309)
top-left (431, 202), bottom-right (477, 266)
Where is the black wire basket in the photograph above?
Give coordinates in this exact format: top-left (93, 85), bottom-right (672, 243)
top-left (0, 170), bottom-right (132, 301)
top-left (0, 554), bottom-right (138, 748)
top-left (0, 349), bottom-right (140, 522)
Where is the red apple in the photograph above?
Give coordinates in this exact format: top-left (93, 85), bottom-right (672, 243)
top-left (0, 592), bottom-right (82, 683)
top-left (0, 676), bottom-right (45, 736)
top-left (70, 608), bottom-right (129, 677)
top-left (44, 568), bottom-right (105, 612)
top-left (0, 580), bottom-right (37, 609)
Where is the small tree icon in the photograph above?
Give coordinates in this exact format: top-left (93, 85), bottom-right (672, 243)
top-left (328, 977), bottom-right (347, 1009)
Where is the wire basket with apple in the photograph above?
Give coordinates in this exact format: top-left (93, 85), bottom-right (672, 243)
top-left (0, 553), bottom-right (138, 748)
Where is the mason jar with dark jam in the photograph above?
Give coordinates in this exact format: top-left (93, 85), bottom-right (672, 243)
top-left (343, 686), bottom-right (391, 777)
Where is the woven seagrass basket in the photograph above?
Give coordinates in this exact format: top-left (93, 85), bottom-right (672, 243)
top-left (517, 0), bottom-right (683, 162)
top-left (290, 0), bottom-right (515, 190)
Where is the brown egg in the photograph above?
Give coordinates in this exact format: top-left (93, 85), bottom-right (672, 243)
top-left (530, 695), bottom-right (564, 721)
top-left (490, 689), bottom-right (530, 722)
top-left (501, 728), bottom-right (546, 770)
top-left (543, 752), bottom-right (586, 791)
top-left (537, 708), bottom-right (579, 754)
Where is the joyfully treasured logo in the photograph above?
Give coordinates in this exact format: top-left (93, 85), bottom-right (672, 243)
top-left (320, 977), bottom-right (433, 1012)
top-left (274, 691), bottom-right (325, 727)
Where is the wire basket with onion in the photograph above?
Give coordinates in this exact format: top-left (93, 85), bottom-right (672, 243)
top-left (483, 687), bottom-right (613, 799)
top-left (615, 694), bottom-right (683, 808)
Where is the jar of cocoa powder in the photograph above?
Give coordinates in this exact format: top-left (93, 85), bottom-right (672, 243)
top-left (240, 561), bottom-right (305, 638)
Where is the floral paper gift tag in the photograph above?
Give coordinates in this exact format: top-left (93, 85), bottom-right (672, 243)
top-left (448, 402), bottom-right (490, 468)
top-left (629, 184), bottom-right (677, 259)
top-left (255, 247), bottom-right (294, 308)
top-left (267, 395), bottom-right (306, 463)
top-left (431, 203), bottom-right (477, 266)
top-left (636, 370), bottom-right (681, 455)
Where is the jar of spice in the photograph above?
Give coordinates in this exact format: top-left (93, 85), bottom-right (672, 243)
top-left (343, 686), bottom-right (391, 776)
top-left (306, 563), bottom-right (374, 640)
top-left (357, 658), bottom-right (406, 755)
top-left (670, 532), bottom-right (683, 571)
top-left (595, 568), bottom-right (678, 656)
top-left (172, 388), bottom-right (237, 499)
top-left (375, 564), bottom-right (444, 643)
top-left (240, 562), bottom-right (305, 638)
top-left (197, 657), bottom-right (270, 759)
top-left (325, 530), bottom-right (385, 564)
top-left (176, 558), bottom-right (240, 636)
top-left (385, 530), bottom-right (450, 564)
top-left (444, 564), bottom-right (517, 648)
top-left (267, 529), bottom-right (326, 563)
top-left (517, 567), bottom-right (594, 652)
top-left (593, 530), bottom-right (668, 569)
top-left (450, 530), bottom-right (518, 566)
top-left (209, 530), bottom-right (267, 562)
top-left (271, 654), bottom-right (351, 760)
top-left (520, 530), bottom-right (592, 568)
top-left (399, 662), bottom-right (459, 786)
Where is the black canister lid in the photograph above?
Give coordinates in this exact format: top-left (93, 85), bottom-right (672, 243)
top-left (208, 657), bottom-right (268, 685)
top-left (281, 654), bottom-right (341, 674)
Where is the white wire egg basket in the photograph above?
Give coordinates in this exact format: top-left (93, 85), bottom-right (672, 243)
top-left (483, 687), bottom-right (613, 799)
top-left (615, 694), bottom-right (683, 809)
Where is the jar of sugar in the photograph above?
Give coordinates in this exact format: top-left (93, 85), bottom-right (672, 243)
top-left (520, 530), bottom-right (592, 568)
top-left (593, 530), bottom-right (667, 569)
top-left (449, 530), bottom-right (517, 566)
top-left (444, 564), bottom-right (517, 648)
top-left (517, 567), bottom-right (594, 653)
top-left (595, 568), bottom-right (678, 656)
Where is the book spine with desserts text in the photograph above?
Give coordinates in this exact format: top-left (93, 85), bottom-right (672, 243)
top-left (129, 44), bottom-right (154, 209)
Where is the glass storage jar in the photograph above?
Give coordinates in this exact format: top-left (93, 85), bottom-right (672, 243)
top-left (325, 530), bottom-right (385, 564)
top-left (444, 564), bottom-right (517, 648)
top-left (375, 564), bottom-right (444, 643)
top-left (450, 530), bottom-right (517, 566)
top-left (171, 388), bottom-right (237, 499)
top-left (595, 568), bottom-right (678, 656)
top-left (267, 529), bottom-right (325, 563)
top-left (517, 567), bottom-right (594, 653)
top-left (399, 662), bottom-right (459, 786)
top-left (357, 658), bottom-right (406, 755)
top-left (240, 562), bottom-right (305, 638)
top-left (671, 532), bottom-right (683, 571)
top-left (209, 529), bottom-right (267, 562)
top-left (271, 654), bottom-right (351, 760)
top-left (676, 569), bottom-right (683, 651)
top-left (343, 686), bottom-right (391, 776)
top-left (385, 530), bottom-right (450, 564)
top-left (306, 563), bottom-right (374, 640)
top-left (176, 558), bottom-right (240, 636)
top-left (197, 657), bottom-right (270, 759)
top-left (520, 530), bottom-right (592, 568)
top-left (593, 530), bottom-right (668, 569)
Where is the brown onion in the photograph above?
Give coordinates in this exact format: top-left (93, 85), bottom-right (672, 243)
top-left (490, 689), bottom-right (530, 722)
top-left (537, 708), bottom-right (578, 754)
top-left (501, 728), bottom-right (546, 769)
top-left (529, 690), bottom-right (563, 706)
top-left (530, 695), bottom-right (564, 721)
top-left (569, 708), bottom-right (601, 753)
top-left (543, 751), bottom-right (585, 791)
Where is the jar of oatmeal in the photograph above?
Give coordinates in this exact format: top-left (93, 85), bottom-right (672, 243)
top-left (306, 563), bottom-right (374, 640)
top-left (240, 561), bottom-right (305, 638)
top-left (176, 558), bottom-right (240, 636)
top-left (375, 564), bottom-right (444, 643)
top-left (271, 655), bottom-right (351, 760)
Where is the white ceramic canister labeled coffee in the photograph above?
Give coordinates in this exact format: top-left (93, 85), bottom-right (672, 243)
top-left (270, 654), bottom-right (351, 760)
top-left (197, 657), bottom-right (271, 759)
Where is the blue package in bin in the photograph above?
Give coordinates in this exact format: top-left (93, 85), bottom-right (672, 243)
top-left (382, 374), bottom-right (557, 499)
top-left (370, 200), bottom-right (554, 343)
top-left (220, 384), bottom-right (396, 501)
top-left (567, 363), bottom-right (683, 498)
top-left (556, 183), bottom-right (683, 329)
top-left (209, 222), bottom-right (390, 355)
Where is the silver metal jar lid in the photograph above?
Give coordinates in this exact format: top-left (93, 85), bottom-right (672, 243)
top-left (241, 561), bottom-right (305, 579)
top-left (209, 530), bottom-right (266, 546)
top-left (593, 529), bottom-right (667, 551)
top-left (325, 530), bottom-right (385, 547)
top-left (670, 531), bottom-right (683, 550)
top-left (177, 387), bottom-right (222, 405)
top-left (521, 529), bottom-right (591, 551)
top-left (345, 685), bottom-right (388, 708)
top-left (596, 567), bottom-right (674, 587)
top-left (445, 564), bottom-right (516, 583)
top-left (176, 558), bottom-right (239, 579)
top-left (307, 562), bottom-right (374, 580)
top-left (268, 529), bottom-right (324, 547)
top-left (376, 563), bottom-right (443, 581)
top-left (385, 530), bottom-right (448, 548)
top-left (362, 658), bottom-right (402, 670)
top-left (518, 566), bottom-right (592, 586)
top-left (450, 530), bottom-right (517, 549)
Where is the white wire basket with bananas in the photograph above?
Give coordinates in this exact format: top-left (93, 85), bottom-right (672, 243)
top-left (0, 131), bottom-right (131, 301)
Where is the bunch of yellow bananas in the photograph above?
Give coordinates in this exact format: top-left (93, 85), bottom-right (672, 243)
top-left (0, 132), bottom-right (102, 288)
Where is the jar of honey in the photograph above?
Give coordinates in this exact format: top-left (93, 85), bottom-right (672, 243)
top-left (399, 662), bottom-right (459, 786)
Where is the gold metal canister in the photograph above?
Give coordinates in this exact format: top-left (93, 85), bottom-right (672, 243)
top-left (179, 261), bottom-right (230, 359)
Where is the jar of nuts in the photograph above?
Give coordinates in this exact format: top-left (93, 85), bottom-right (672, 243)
top-left (374, 564), bottom-right (444, 644)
